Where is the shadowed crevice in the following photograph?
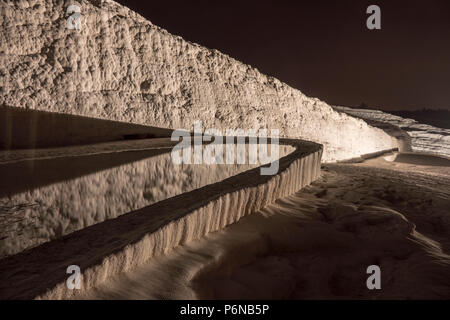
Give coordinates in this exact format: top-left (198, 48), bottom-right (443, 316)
top-left (0, 106), bottom-right (173, 150)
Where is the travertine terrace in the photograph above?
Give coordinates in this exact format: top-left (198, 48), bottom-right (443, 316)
top-left (0, 139), bottom-right (322, 299)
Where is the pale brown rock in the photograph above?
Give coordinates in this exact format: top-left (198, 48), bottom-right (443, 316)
top-left (0, 0), bottom-right (396, 161)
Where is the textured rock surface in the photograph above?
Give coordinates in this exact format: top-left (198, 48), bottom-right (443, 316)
top-left (334, 106), bottom-right (450, 158)
top-left (0, 0), bottom-right (395, 161)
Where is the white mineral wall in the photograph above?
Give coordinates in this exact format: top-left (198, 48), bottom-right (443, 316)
top-left (0, 0), bottom-right (395, 161)
top-left (334, 106), bottom-right (450, 158)
top-left (35, 147), bottom-right (322, 299)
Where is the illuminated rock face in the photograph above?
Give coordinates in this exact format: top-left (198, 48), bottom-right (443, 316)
top-left (334, 106), bottom-right (450, 158)
top-left (0, 0), bottom-right (395, 161)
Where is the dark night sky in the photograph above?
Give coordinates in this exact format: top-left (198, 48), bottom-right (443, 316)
top-left (117, 0), bottom-right (450, 111)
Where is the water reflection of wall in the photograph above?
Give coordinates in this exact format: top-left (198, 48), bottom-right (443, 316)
top-left (0, 145), bottom-right (294, 257)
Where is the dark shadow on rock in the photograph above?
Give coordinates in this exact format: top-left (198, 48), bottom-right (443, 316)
top-left (394, 153), bottom-right (450, 167)
top-left (0, 106), bottom-right (173, 150)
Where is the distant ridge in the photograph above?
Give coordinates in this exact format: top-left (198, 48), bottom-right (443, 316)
top-left (389, 109), bottom-right (450, 130)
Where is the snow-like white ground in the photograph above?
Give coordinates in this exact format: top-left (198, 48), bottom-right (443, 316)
top-left (78, 154), bottom-right (450, 300)
top-left (334, 106), bottom-right (450, 158)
